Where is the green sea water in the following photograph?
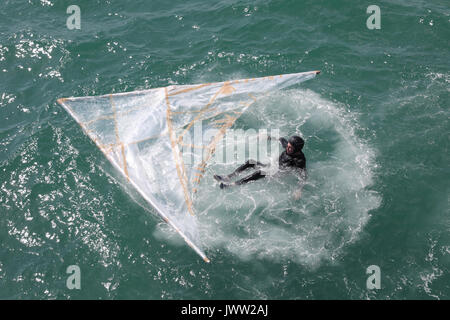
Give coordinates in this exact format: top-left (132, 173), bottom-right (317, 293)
top-left (0, 0), bottom-right (449, 299)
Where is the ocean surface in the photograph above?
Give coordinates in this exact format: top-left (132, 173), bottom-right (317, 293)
top-left (0, 0), bottom-right (449, 299)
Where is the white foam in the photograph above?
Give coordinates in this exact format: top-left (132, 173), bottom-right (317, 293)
top-left (194, 89), bottom-right (381, 266)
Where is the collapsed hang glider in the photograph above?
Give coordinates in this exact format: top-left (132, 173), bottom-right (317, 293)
top-left (57, 70), bottom-right (320, 262)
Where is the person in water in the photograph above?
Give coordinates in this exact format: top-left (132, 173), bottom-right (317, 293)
top-left (214, 135), bottom-right (306, 198)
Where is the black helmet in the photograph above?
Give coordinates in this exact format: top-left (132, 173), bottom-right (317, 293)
top-left (288, 135), bottom-right (304, 151)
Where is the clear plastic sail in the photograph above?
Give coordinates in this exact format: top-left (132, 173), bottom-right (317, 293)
top-left (57, 70), bottom-right (320, 262)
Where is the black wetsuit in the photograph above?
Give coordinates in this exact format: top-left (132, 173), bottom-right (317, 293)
top-left (215, 137), bottom-right (306, 187)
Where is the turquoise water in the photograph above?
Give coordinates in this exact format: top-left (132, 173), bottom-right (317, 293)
top-left (0, 0), bottom-right (449, 299)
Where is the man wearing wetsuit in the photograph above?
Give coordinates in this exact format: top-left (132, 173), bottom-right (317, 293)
top-left (214, 135), bottom-right (306, 196)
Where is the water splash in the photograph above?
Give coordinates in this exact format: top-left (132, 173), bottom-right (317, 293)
top-left (193, 89), bottom-right (381, 266)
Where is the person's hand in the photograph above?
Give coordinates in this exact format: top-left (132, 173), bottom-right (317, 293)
top-left (293, 189), bottom-right (302, 200)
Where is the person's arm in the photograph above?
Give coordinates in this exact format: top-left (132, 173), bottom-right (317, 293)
top-left (294, 169), bottom-right (306, 200)
top-left (293, 165), bottom-right (307, 200)
top-left (279, 137), bottom-right (288, 149)
top-left (293, 186), bottom-right (303, 200)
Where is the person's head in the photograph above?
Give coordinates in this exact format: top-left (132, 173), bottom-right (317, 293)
top-left (286, 135), bottom-right (304, 154)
